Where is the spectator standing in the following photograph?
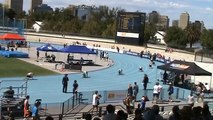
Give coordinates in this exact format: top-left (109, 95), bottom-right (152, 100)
top-left (168, 83), bottom-right (174, 101)
top-left (62, 74), bottom-right (69, 93)
top-left (36, 50), bottom-right (39, 60)
top-left (45, 52), bottom-right (48, 58)
top-left (23, 95), bottom-right (30, 119)
top-left (204, 83), bottom-right (211, 97)
top-left (140, 96), bottom-right (146, 112)
top-left (92, 91), bottom-right (101, 113)
top-left (124, 94), bottom-right (134, 114)
top-left (153, 82), bottom-right (159, 102)
top-left (195, 83), bottom-right (203, 103)
top-left (127, 84), bottom-right (133, 97)
top-left (163, 71), bottom-right (168, 84)
top-left (73, 80), bottom-right (78, 97)
top-left (116, 46), bottom-right (120, 53)
top-left (32, 100), bottom-right (41, 120)
top-left (103, 104), bottom-right (116, 120)
top-left (188, 92), bottom-right (194, 104)
top-left (181, 74), bottom-right (185, 85)
top-left (15, 43), bottom-right (18, 50)
top-left (142, 74), bottom-right (149, 90)
top-left (157, 83), bottom-right (162, 100)
top-left (67, 53), bottom-right (70, 63)
top-left (133, 82), bottom-right (139, 101)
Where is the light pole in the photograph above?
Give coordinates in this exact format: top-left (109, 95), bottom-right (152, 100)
top-left (2, 5), bottom-right (4, 30)
top-left (13, 18), bottom-right (15, 32)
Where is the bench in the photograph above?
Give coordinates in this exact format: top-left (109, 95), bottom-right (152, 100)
top-left (64, 64), bottom-right (82, 70)
top-left (68, 59), bottom-right (94, 65)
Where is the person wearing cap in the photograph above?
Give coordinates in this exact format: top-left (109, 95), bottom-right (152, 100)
top-left (32, 100), bottom-right (41, 120)
top-left (62, 74), bottom-right (69, 93)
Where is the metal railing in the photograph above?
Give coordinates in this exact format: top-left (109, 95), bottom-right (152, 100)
top-left (0, 79), bottom-right (28, 119)
top-left (34, 87), bottom-right (192, 119)
top-left (0, 79), bottom-right (192, 119)
top-left (0, 79), bottom-right (28, 98)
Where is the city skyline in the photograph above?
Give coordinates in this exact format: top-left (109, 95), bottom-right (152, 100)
top-left (0, 0), bottom-right (213, 29)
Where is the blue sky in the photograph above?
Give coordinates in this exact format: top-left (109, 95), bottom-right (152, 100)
top-left (1, 0), bottom-right (213, 29)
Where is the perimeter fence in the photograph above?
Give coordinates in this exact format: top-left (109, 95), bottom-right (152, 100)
top-left (0, 78), bottom-right (194, 119)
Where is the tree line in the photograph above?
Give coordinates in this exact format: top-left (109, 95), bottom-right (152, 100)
top-left (0, 4), bottom-right (212, 50)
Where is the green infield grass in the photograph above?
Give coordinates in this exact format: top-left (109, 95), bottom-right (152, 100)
top-left (0, 57), bottom-right (58, 78)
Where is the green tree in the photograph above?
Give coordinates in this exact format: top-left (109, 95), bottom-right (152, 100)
top-left (102, 20), bottom-right (116, 38)
top-left (64, 18), bottom-right (83, 33)
top-left (200, 29), bottom-right (213, 49)
top-left (164, 26), bottom-right (187, 46)
top-left (185, 24), bottom-right (201, 48)
top-left (5, 8), bottom-right (16, 20)
top-left (144, 23), bottom-right (157, 44)
top-left (80, 20), bottom-right (101, 36)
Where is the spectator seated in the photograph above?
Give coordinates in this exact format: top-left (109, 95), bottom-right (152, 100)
top-left (3, 86), bottom-right (15, 99)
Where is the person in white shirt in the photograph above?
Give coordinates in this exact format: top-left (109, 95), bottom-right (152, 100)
top-left (157, 83), bottom-right (162, 100)
top-left (188, 93), bottom-right (194, 104)
top-left (153, 82), bottom-right (160, 102)
top-left (92, 91), bottom-right (101, 113)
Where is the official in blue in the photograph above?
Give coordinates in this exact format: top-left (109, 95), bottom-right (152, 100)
top-left (62, 74), bottom-right (69, 93)
top-left (32, 100), bottom-right (41, 120)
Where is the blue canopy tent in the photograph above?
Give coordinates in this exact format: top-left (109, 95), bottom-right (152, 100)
top-left (36, 44), bottom-right (59, 62)
top-left (59, 45), bottom-right (96, 65)
top-left (59, 45), bottom-right (95, 54)
top-left (37, 44), bottom-right (58, 52)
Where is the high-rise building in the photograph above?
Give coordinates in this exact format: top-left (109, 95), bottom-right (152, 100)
top-left (194, 20), bottom-right (202, 32)
top-left (148, 11), bottom-right (159, 24)
top-left (157, 15), bottom-right (169, 30)
top-left (178, 12), bottom-right (190, 29)
top-left (34, 4), bottom-right (53, 13)
top-left (172, 20), bottom-right (179, 27)
top-left (4, 0), bottom-right (23, 14)
top-left (200, 21), bottom-right (205, 32)
top-left (31, 0), bottom-right (43, 12)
